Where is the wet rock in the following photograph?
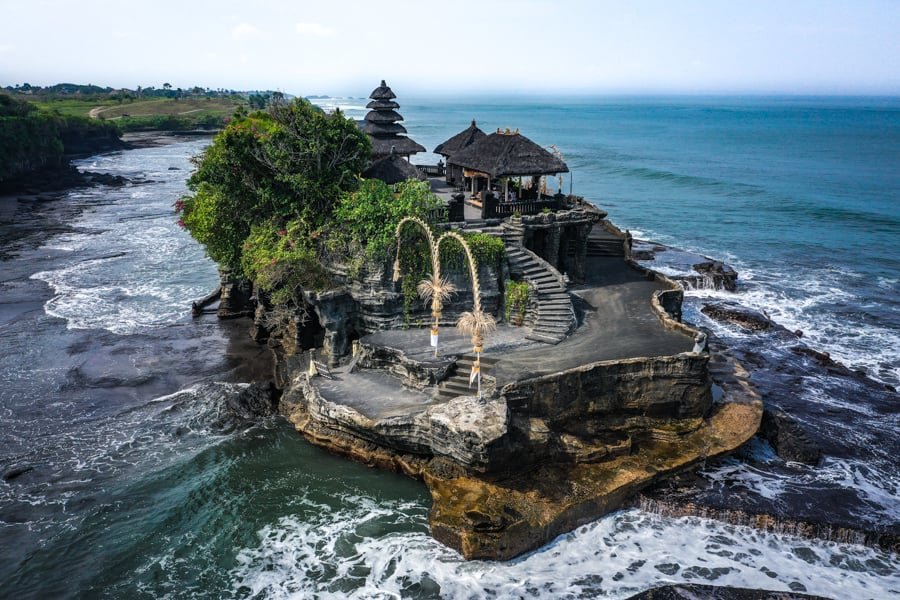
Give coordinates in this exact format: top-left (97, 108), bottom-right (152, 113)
top-left (639, 332), bottom-right (900, 552)
top-left (2, 465), bottom-right (35, 482)
top-left (693, 261), bottom-right (738, 292)
top-left (225, 381), bottom-right (281, 420)
top-left (84, 172), bottom-right (129, 187)
top-left (759, 409), bottom-right (822, 466)
top-left (702, 302), bottom-right (776, 332)
top-left (191, 286), bottom-right (221, 317)
top-left (625, 583), bottom-right (829, 599)
top-left (217, 271), bottom-right (254, 319)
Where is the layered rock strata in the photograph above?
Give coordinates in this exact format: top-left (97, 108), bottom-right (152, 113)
top-left (239, 216), bottom-right (762, 559)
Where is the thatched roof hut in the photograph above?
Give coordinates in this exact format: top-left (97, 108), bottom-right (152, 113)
top-left (362, 80), bottom-right (424, 159)
top-left (447, 129), bottom-right (568, 177)
top-left (434, 119), bottom-right (486, 158)
top-left (362, 148), bottom-right (426, 184)
top-left (364, 109), bottom-right (404, 123)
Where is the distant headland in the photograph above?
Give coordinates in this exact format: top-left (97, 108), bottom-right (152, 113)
top-left (0, 82), bottom-right (286, 194)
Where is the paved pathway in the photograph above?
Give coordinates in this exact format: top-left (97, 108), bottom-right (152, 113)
top-left (491, 257), bottom-right (694, 385)
top-left (428, 178), bottom-right (486, 221)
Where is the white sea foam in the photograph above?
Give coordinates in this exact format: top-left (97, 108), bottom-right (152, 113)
top-left (231, 500), bottom-right (900, 600)
top-left (631, 218), bottom-right (899, 386)
top-left (681, 265), bottom-right (900, 385)
top-left (699, 441), bottom-right (900, 526)
top-left (30, 141), bottom-right (219, 335)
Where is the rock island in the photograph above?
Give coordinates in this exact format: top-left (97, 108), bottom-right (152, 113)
top-left (180, 81), bottom-right (762, 560)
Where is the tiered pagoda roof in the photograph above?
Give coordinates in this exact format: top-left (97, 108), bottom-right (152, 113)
top-left (363, 80), bottom-right (425, 159)
top-left (362, 147), bottom-right (426, 184)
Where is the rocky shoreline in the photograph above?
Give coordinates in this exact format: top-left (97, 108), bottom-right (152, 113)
top-left (626, 243), bottom-right (900, 555)
top-left (213, 216), bottom-right (899, 561)
top-left (0, 129), bottom-right (214, 198)
top-left (205, 209), bottom-right (775, 560)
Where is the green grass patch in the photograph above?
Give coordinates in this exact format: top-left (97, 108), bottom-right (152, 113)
top-left (23, 96), bottom-right (246, 131)
top-left (96, 97), bottom-right (243, 118)
top-left (29, 98), bottom-right (107, 117)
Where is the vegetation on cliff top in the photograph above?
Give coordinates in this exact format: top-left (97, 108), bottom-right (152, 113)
top-left (178, 98), bottom-right (373, 303)
top-left (5, 82), bottom-right (284, 132)
top-left (0, 94), bottom-right (120, 184)
top-left (179, 96), bottom-right (504, 307)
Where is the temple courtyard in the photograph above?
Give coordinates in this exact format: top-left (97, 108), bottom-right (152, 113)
top-left (310, 253), bottom-right (695, 420)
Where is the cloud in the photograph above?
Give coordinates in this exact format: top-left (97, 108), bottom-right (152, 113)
top-left (231, 23), bottom-right (261, 40)
top-left (295, 22), bottom-right (336, 37)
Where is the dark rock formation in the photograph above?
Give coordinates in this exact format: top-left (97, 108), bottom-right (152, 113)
top-left (191, 286), bottom-right (221, 317)
top-left (759, 409), bottom-right (822, 465)
top-left (625, 239), bottom-right (740, 293)
top-left (2, 465), bottom-right (35, 482)
top-left (640, 331), bottom-right (900, 553)
top-left (225, 381), bottom-right (281, 420)
top-left (691, 260), bottom-right (738, 291)
top-left (626, 583), bottom-right (828, 599)
top-left (702, 302), bottom-right (777, 332)
top-left (0, 164), bottom-right (133, 196)
top-left (217, 271), bottom-right (254, 319)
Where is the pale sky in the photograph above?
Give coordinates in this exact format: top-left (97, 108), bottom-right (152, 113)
top-left (1, 0), bottom-right (898, 95)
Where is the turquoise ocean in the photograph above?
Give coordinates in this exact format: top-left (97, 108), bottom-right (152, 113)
top-left (0, 96), bottom-right (897, 598)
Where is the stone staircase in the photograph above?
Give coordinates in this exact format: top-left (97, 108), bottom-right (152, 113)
top-left (587, 229), bottom-right (625, 257)
top-left (504, 242), bottom-right (576, 345)
top-left (434, 354), bottom-right (500, 401)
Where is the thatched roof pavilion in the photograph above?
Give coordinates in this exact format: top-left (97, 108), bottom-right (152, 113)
top-left (447, 129), bottom-right (568, 178)
top-left (363, 80), bottom-right (425, 160)
top-left (362, 147), bottom-right (426, 184)
top-left (434, 119), bottom-right (486, 158)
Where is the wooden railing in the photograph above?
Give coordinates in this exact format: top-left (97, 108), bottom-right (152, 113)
top-left (427, 205), bottom-right (449, 223)
top-left (418, 164), bottom-right (446, 177)
top-left (491, 198), bottom-right (561, 217)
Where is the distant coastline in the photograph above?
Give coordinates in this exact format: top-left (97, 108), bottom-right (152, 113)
top-left (1, 82), bottom-right (273, 195)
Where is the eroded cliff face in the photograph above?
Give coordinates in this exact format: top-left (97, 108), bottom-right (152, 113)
top-left (425, 352), bottom-right (761, 561)
top-left (500, 353), bottom-right (712, 469)
top-left (252, 260), bottom-right (505, 370)
top-left (222, 233), bottom-right (761, 561)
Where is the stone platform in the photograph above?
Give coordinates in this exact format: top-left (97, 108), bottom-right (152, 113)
top-left (276, 247), bottom-right (761, 560)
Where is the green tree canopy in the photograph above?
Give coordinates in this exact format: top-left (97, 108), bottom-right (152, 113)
top-left (178, 98), bottom-right (371, 272)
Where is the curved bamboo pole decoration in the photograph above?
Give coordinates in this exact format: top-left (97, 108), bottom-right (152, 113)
top-left (393, 216), bottom-right (438, 283)
top-left (393, 216), bottom-right (456, 356)
top-left (436, 231), bottom-right (483, 314)
top-left (438, 232), bottom-right (496, 398)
